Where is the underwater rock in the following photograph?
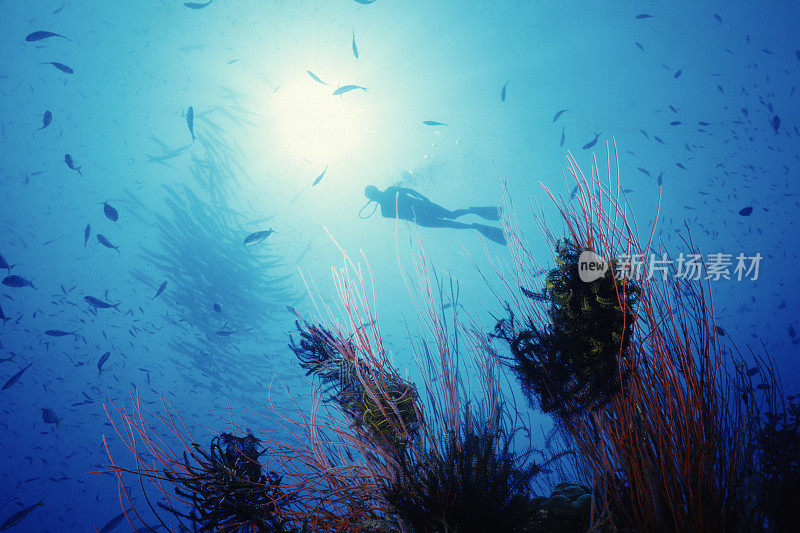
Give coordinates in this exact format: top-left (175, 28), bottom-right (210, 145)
top-left (524, 482), bottom-right (594, 533)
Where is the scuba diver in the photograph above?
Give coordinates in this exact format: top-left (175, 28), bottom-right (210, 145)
top-left (361, 185), bottom-right (506, 245)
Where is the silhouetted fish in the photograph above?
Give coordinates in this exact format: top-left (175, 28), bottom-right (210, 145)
top-left (64, 154), bottom-right (82, 176)
top-left (353, 0), bottom-right (377, 4)
top-left (673, 69), bottom-right (682, 79)
top-left (0, 496), bottom-right (45, 529)
top-left (771, 115), bottom-right (780, 134)
top-left (582, 132), bottom-right (601, 149)
top-left (184, 0), bottom-right (213, 8)
top-left (44, 329), bottom-right (76, 337)
top-left (186, 106), bottom-right (195, 141)
top-left (103, 202), bottom-right (118, 222)
top-left (0, 253), bottom-right (14, 273)
top-left (552, 109), bottom-right (568, 122)
top-left (739, 206), bottom-right (753, 216)
top-left (2, 363), bottom-right (33, 391)
top-left (96, 234), bottom-right (120, 253)
top-left (352, 31), bottom-right (359, 59)
top-left (312, 166), bottom-right (327, 186)
top-left (332, 85), bottom-right (367, 95)
top-left (560, 126), bottom-right (565, 147)
top-left (635, 42), bottom-right (644, 51)
top-left (635, 14), bottom-right (654, 19)
top-left (153, 281), bottom-right (167, 299)
top-left (423, 120), bottom-right (446, 126)
top-left (84, 224), bottom-right (91, 247)
top-left (42, 61), bottom-right (73, 74)
top-left (501, 80), bottom-right (509, 102)
top-left (244, 229), bottom-right (274, 246)
top-left (213, 303), bottom-right (222, 313)
top-left (84, 296), bottom-right (119, 310)
top-left (307, 70), bottom-right (327, 85)
top-left (0, 302), bottom-right (10, 326)
top-left (41, 408), bottom-right (63, 429)
top-left (2, 275), bottom-right (35, 289)
top-left (40, 111), bottom-right (52, 130)
top-left (97, 351), bottom-right (110, 377)
top-left (26, 31), bottom-right (70, 41)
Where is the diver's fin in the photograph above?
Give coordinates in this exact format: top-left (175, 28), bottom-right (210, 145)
top-left (472, 224), bottom-right (507, 245)
top-left (468, 206), bottom-right (502, 221)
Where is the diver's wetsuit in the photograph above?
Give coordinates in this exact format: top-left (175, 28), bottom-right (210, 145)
top-left (363, 185), bottom-right (506, 245)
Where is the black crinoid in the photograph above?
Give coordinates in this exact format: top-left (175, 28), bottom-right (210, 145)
top-left (382, 405), bottom-right (540, 533)
top-left (289, 321), bottom-right (420, 446)
top-left (161, 433), bottom-right (292, 532)
top-left (493, 239), bottom-right (640, 416)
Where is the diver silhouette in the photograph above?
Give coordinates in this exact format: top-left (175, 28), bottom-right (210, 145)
top-left (361, 185), bottom-right (506, 245)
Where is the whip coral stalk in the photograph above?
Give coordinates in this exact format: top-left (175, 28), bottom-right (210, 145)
top-left (493, 140), bottom-right (764, 532)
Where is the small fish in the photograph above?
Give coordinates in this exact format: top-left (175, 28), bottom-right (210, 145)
top-left (353, 0), bottom-right (377, 4)
top-left (657, 172), bottom-right (663, 186)
top-left (96, 234), bottom-right (120, 252)
top-left (0, 302), bottom-right (10, 326)
top-left (84, 224), bottom-right (91, 247)
top-left (771, 115), bottom-right (780, 134)
top-left (352, 31), bottom-right (359, 59)
top-left (698, 121), bottom-right (710, 126)
top-left (187, 106), bottom-right (195, 141)
top-left (635, 14), bottom-right (654, 19)
top-left (635, 42), bottom-right (644, 51)
top-left (307, 70), bottom-right (327, 85)
top-left (103, 202), bottom-right (119, 222)
top-left (714, 14), bottom-right (722, 22)
top-left (673, 69), bottom-right (682, 79)
top-left (552, 109), bottom-right (569, 122)
top-left (40, 111), bottom-right (52, 130)
top-left (714, 325), bottom-right (725, 336)
top-left (312, 166), bottom-right (327, 186)
top-left (653, 136), bottom-right (666, 144)
top-left (184, 0), bottom-right (213, 8)
top-left (501, 80), bottom-right (510, 102)
top-left (761, 49), bottom-right (774, 55)
top-left (64, 154), bottom-right (82, 176)
top-left (0, 496), bottom-right (45, 529)
top-left (0, 253), bottom-right (13, 273)
top-left (244, 229), bottom-right (274, 246)
top-left (582, 132), bottom-right (602, 150)
top-left (790, 326), bottom-right (796, 338)
top-left (215, 329), bottom-right (235, 336)
top-left (42, 61), bottom-right (73, 74)
top-left (41, 408), bottom-right (63, 429)
top-left (97, 351), bottom-right (110, 377)
top-left (153, 281), bottom-right (167, 299)
top-left (670, 121), bottom-right (682, 126)
top-left (640, 129), bottom-right (649, 139)
top-left (2, 275), bottom-right (35, 289)
top-left (739, 206), bottom-right (753, 216)
top-left (747, 367), bottom-right (759, 376)
top-left (44, 329), bottom-right (77, 337)
top-left (676, 162), bottom-right (687, 170)
top-left (213, 303), bottom-right (222, 313)
top-left (559, 125), bottom-right (565, 147)
top-left (756, 383), bottom-right (771, 391)
top-left (2, 363), bottom-right (33, 391)
top-left (84, 296), bottom-right (119, 310)
top-left (638, 167), bottom-right (651, 177)
top-left (422, 120), bottom-right (446, 126)
top-left (98, 511), bottom-right (130, 533)
top-left (332, 85), bottom-right (367, 95)
top-left (26, 31), bottom-right (70, 42)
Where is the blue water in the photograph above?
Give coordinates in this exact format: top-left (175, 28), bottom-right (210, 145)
top-left (1, 0), bottom-right (798, 530)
